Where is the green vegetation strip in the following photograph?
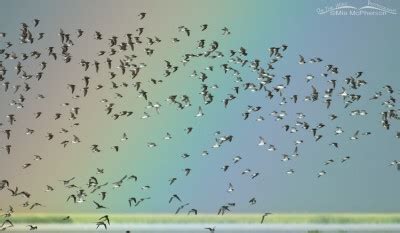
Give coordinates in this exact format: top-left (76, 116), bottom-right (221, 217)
top-left (2, 213), bottom-right (400, 224)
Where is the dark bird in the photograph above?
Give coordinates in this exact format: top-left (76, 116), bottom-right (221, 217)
top-left (169, 177), bottom-right (177, 185)
top-left (112, 175), bottom-right (127, 188)
top-left (67, 84), bottom-right (76, 94)
top-left (66, 195), bottom-right (77, 203)
top-left (217, 205), bottom-right (230, 215)
top-left (93, 201), bottom-right (107, 209)
top-left (175, 203), bottom-right (189, 214)
top-left (205, 226), bottom-right (216, 232)
top-left (2, 129), bottom-right (11, 139)
top-left (261, 212), bottom-right (272, 224)
top-left (169, 194), bottom-right (182, 203)
top-left (77, 29), bottom-right (84, 37)
top-left (99, 192), bottom-right (107, 200)
top-left (128, 197), bottom-right (137, 207)
top-left (30, 203), bottom-right (44, 210)
top-left (0, 180), bottom-right (9, 190)
top-left (33, 19), bottom-right (40, 27)
top-left (6, 114), bottom-right (16, 125)
top-left (183, 168), bottom-right (191, 176)
top-left (0, 220), bottom-right (13, 229)
top-left (27, 224), bottom-right (38, 230)
top-left (99, 215), bottom-right (110, 225)
top-left (138, 12), bottom-right (146, 20)
top-left (8, 187), bottom-right (30, 198)
top-left (96, 221), bottom-right (107, 230)
top-left (185, 208), bottom-right (197, 215)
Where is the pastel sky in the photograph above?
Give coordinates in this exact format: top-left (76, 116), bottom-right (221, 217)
top-left (0, 0), bottom-right (400, 214)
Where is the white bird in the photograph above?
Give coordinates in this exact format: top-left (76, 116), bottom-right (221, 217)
top-left (164, 132), bottom-right (172, 140)
top-left (318, 170), bottom-right (327, 178)
top-left (121, 133), bottom-right (128, 141)
top-left (281, 154), bottom-right (290, 162)
top-left (195, 106), bottom-right (204, 117)
top-left (268, 145), bottom-right (276, 151)
top-left (350, 130), bottom-right (359, 140)
top-left (305, 74), bottom-right (314, 82)
top-left (286, 169), bottom-right (295, 175)
top-left (72, 135), bottom-right (80, 143)
top-left (227, 183), bottom-right (234, 193)
top-left (141, 112), bottom-right (150, 119)
top-left (233, 156), bottom-right (242, 163)
top-left (335, 127), bottom-right (344, 135)
top-left (258, 136), bottom-right (266, 146)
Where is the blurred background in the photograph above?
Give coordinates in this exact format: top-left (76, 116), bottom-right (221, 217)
top-left (0, 0), bottom-right (399, 214)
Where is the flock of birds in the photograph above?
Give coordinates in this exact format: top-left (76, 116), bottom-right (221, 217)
top-left (0, 11), bottom-right (399, 232)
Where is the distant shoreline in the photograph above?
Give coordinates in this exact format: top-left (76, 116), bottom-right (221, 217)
top-left (3, 213), bottom-right (400, 224)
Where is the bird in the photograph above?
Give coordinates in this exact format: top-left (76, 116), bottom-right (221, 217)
top-left (96, 168), bottom-right (104, 174)
top-left (169, 177), bottom-right (177, 185)
top-left (93, 201), bottom-right (107, 209)
top-left (298, 55), bottom-right (306, 64)
top-left (318, 171), bottom-right (327, 178)
top-left (175, 203), bottom-right (189, 214)
top-left (138, 12), bottom-right (146, 20)
top-left (128, 175), bottom-right (138, 181)
top-left (27, 225), bottom-right (38, 230)
top-left (205, 226), bottom-right (216, 232)
top-left (111, 146), bottom-right (119, 152)
top-left (200, 24), bottom-right (208, 31)
top-left (250, 172), bottom-right (259, 178)
top-left (233, 156), bottom-right (242, 163)
top-left (0, 180), bottom-right (9, 190)
top-left (169, 194), bottom-right (182, 203)
top-left (99, 215), bottom-right (110, 225)
top-left (389, 160), bottom-right (400, 170)
top-left (341, 156), bottom-right (351, 163)
top-left (183, 168), bottom-right (191, 176)
top-left (33, 19), bottom-right (40, 27)
top-left (128, 197), bottom-right (137, 207)
top-left (188, 208), bottom-right (198, 215)
top-left (227, 183), bottom-right (234, 193)
top-left (2, 129), bottom-right (11, 139)
top-left (329, 142), bottom-right (339, 148)
top-left (286, 169), bottom-right (295, 175)
top-left (164, 132), bottom-right (172, 140)
top-left (350, 130), bottom-right (360, 140)
top-left (99, 192), bottom-right (107, 200)
top-left (96, 221), bottom-right (107, 230)
top-left (112, 175), bottom-right (127, 188)
top-left (66, 195), bottom-right (77, 203)
top-left (0, 219), bottom-right (13, 229)
top-left (196, 106), bottom-right (204, 117)
top-left (45, 185), bottom-right (54, 192)
top-left (261, 212), bottom-right (272, 224)
top-left (134, 197), bottom-right (151, 207)
top-left (8, 187), bottom-right (31, 198)
top-left (185, 127), bottom-right (193, 134)
top-left (30, 203), bottom-right (44, 210)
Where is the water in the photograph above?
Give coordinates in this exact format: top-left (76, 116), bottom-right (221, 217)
top-left (8, 224), bottom-right (400, 232)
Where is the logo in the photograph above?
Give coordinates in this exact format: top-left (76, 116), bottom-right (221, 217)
top-left (317, 0), bottom-right (397, 16)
